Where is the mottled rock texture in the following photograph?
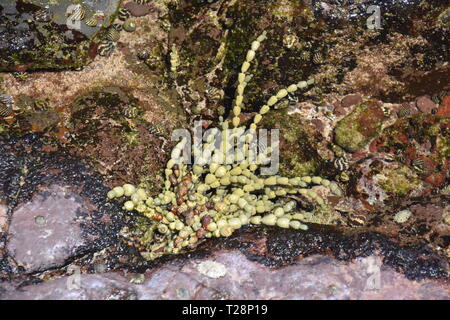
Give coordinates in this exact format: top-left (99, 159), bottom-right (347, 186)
top-left (1, 252), bottom-right (448, 300)
top-left (7, 185), bottom-right (95, 272)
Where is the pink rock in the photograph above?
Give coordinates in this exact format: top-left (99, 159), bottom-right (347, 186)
top-left (6, 185), bottom-right (96, 272)
top-left (416, 96), bottom-right (436, 114)
top-left (1, 252), bottom-right (448, 300)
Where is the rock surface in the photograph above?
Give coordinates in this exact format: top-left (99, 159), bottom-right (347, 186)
top-left (0, 132), bottom-right (448, 298)
top-left (1, 251), bottom-right (448, 300)
top-left (7, 184), bottom-right (95, 272)
top-left (0, 0), bottom-right (448, 300)
top-left (0, 0), bottom-right (121, 71)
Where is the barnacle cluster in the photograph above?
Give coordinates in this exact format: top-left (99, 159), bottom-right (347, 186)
top-left (108, 32), bottom-right (342, 260)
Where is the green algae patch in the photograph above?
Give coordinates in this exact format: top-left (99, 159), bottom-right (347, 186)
top-left (377, 166), bottom-right (421, 196)
top-left (334, 100), bottom-right (386, 152)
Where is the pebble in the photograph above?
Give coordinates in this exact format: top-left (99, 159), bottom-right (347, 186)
top-left (34, 216), bottom-right (46, 225)
top-left (416, 96), bottom-right (436, 114)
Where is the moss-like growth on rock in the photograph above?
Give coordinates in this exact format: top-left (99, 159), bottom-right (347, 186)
top-left (334, 100), bottom-right (386, 152)
top-left (377, 166), bottom-right (421, 196)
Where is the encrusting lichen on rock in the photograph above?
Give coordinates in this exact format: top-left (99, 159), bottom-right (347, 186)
top-left (107, 31), bottom-right (343, 261)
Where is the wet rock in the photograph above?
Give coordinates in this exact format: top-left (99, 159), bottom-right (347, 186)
top-left (0, 0), bottom-right (447, 298)
top-left (416, 96), bottom-right (437, 114)
top-left (20, 110), bottom-right (62, 132)
top-left (341, 94), bottom-right (362, 108)
top-left (0, 272), bottom-right (139, 300)
top-left (0, 131), bottom-right (126, 279)
top-left (6, 184), bottom-right (97, 273)
top-left (393, 209), bottom-right (412, 224)
top-left (1, 251), bottom-right (448, 300)
top-left (0, 0), bottom-right (121, 71)
top-left (334, 99), bottom-right (386, 152)
top-left (368, 200), bottom-right (450, 254)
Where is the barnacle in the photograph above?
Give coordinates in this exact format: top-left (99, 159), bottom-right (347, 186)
top-left (393, 210), bottom-right (412, 223)
top-left (283, 34), bottom-right (298, 49)
top-left (13, 72), bottom-right (28, 81)
top-left (108, 32), bottom-right (342, 260)
top-left (123, 20), bottom-right (137, 32)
